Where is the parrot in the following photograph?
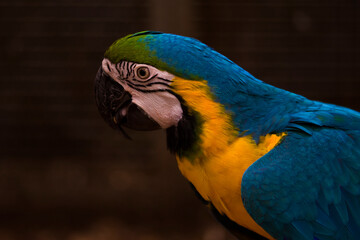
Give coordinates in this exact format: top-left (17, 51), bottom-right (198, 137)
top-left (94, 31), bottom-right (360, 240)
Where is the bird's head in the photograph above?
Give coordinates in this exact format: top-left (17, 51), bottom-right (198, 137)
top-left (95, 31), bottom-right (228, 135)
top-left (95, 31), bottom-right (265, 154)
top-left (95, 49), bottom-right (180, 135)
top-left (95, 32), bottom-right (193, 134)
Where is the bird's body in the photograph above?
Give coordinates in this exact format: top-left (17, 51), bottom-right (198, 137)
top-left (95, 31), bottom-right (360, 240)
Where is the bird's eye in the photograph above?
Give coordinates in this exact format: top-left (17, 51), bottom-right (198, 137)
top-left (136, 66), bottom-right (150, 79)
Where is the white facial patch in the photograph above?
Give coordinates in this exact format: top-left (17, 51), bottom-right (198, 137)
top-left (102, 58), bottom-right (183, 128)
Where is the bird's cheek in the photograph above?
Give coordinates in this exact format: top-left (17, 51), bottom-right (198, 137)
top-left (131, 93), bottom-right (183, 129)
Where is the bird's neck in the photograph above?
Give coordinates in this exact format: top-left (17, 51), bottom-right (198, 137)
top-left (166, 76), bottom-right (239, 163)
top-left (166, 76), bottom-right (288, 163)
top-left (196, 62), bottom-right (304, 141)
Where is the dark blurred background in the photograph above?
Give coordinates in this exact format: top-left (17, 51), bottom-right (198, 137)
top-left (0, 0), bottom-right (359, 239)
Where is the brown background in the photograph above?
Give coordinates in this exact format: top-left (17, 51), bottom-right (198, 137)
top-left (0, 0), bottom-right (359, 239)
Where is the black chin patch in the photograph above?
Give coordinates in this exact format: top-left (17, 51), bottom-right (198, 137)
top-left (166, 101), bottom-right (202, 158)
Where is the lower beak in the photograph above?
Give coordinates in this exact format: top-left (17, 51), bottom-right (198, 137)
top-left (94, 66), bottom-right (161, 137)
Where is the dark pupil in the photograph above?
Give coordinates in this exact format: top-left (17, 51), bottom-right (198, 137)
top-left (139, 69), bottom-right (146, 76)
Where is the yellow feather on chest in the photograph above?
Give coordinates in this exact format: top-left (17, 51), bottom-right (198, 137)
top-left (171, 77), bottom-right (282, 239)
top-left (177, 135), bottom-right (281, 239)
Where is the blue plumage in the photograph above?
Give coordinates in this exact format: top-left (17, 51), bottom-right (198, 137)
top-left (242, 124), bottom-right (360, 239)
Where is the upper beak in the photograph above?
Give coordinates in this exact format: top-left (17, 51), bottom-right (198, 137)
top-left (94, 66), bottom-right (161, 137)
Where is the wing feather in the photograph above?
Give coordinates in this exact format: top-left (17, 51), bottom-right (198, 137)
top-left (242, 126), bottom-right (360, 240)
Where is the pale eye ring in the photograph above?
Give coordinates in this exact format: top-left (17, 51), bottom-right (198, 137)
top-left (136, 66), bottom-right (150, 79)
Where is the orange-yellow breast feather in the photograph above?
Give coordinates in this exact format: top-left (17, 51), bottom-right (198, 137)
top-left (171, 76), bottom-right (284, 239)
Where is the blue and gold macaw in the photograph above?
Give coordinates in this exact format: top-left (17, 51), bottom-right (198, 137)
top-left (94, 31), bottom-right (360, 240)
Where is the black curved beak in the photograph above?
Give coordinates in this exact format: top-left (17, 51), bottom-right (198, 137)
top-left (94, 66), bottom-right (161, 138)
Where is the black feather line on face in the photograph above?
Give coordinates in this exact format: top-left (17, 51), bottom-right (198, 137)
top-left (116, 61), bottom-right (173, 88)
top-left (125, 80), bottom-right (170, 93)
top-left (145, 81), bottom-right (170, 87)
top-left (115, 65), bottom-right (121, 77)
top-left (120, 61), bottom-right (125, 78)
top-left (156, 77), bottom-right (173, 83)
top-left (132, 74), bottom-right (158, 83)
top-left (126, 62), bottom-right (131, 78)
top-left (124, 79), bottom-right (171, 89)
top-left (126, 80), bottom-right (148, 88)
top-left (106, 62), bottom-right (112, 72)
top-left (130, 62), bottom-right (135, 69)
